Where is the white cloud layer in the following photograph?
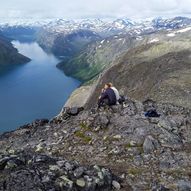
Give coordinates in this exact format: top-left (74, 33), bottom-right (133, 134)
top-left (0, 0), bottom-right (191, 19)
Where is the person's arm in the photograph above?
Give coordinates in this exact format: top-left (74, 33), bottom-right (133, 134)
top-left (99, 88), bottom-right (105, 99)
top-left (99, 91), bottom-right (108, 102)
top-left (101, 88), bottom-right (105, 93)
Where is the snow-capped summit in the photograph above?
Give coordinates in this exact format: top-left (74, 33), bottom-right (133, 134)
top-left (112, 19), bottom-right (134, 29)
top-left (41, 18), bottom-right (137, 36)
top-left (1, 16), bottom-right (191, 40)
top-left (152, 16), bottom-right (191, 30)
top-left (0, 18), bottom-right (53, 28)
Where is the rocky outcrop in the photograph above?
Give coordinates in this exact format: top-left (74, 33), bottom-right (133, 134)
top-left (0, 151), bottom-right (117, 191)
top-left (64, 85), bottom-right (95, 108)
top-left (0, 98), bottom-right (191, 190)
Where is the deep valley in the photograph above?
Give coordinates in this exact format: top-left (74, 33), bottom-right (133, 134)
top-left (0, 16), bottom-right (191, 191)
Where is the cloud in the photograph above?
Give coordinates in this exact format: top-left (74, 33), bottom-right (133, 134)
top-left (0, 0), bottom-right (191, 19)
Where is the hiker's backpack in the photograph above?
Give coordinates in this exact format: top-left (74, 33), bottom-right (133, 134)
top-left (118, 95), bottom-right (126, 104)
top-left (145, 109), bottom-right (160, 118)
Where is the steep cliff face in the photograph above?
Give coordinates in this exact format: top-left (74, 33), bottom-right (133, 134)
top-left (85, 33), bottom-right (191, 109)
top-left (0, 25), bottom-right (38, 42)
top-left (37, 29), bottom-right (101, 58)
top-left (57, 35), bottom-right (142, 82)
top-left (0, 34), bottom-right (30, 67)
top-left (63, 28), bottom-right (191, 110)
top-left (1, 24), bottom-right (191, 191)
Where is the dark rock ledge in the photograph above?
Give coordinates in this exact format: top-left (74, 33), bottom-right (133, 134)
top-left (0, 151), bottom-right (119, 191)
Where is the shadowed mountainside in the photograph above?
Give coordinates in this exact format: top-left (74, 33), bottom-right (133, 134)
top-left (1, 22), bottom-right (191, 191)
top-left (0, 34), bottom-right (30, 68)
top-left (86, 47), bottom-right (191, 109)
top-left (64, 28), bottom-right (191, 110)
top-left (37, 29), bottom-right (101, 59)
top-left (57, 35), bottom-right (142, 82)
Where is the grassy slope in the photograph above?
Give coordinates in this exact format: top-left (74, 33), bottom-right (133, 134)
top-left (85, 31), bottom-right (191, 109)
top-left (57, 35), bottom-right (140, 82)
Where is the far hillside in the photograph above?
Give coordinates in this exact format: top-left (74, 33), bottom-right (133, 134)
top-left (0, 34), bottom-right (30, 70)
top-left (65, 27), bottom-right (191, 110)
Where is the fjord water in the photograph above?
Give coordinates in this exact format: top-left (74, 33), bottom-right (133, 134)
top-left (0, 41), bottom-right (80, 133)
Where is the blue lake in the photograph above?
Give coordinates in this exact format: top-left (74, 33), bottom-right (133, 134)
top-left (0, 41), bottom-right (80, 133)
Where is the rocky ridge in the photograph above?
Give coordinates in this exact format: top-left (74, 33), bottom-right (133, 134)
top-left (65, 27), bottom-right (191, 110)
top-left (0, 151), bottom-right (117, 191)
top-left (57, 34), bottom-right (142, 82)
top-left (37, 29), bottom-right (101, 58)
top-left (36, 17), bottom-right (191, 60)
top-left (1, 17), bottom-right (191, 191)
top-left (0, 98), bottom-right (191, 190)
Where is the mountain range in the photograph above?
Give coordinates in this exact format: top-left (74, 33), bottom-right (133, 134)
top-left (84, 27), bottom-right (191, 109)
top-left (1, 16), bottom-right (191, 191)
top-left (55, 18), bottom-right (191, 111)
top-left (1, 16), bottom-right (191, 55)
top-left (1, 16), bottom-right (191, 109)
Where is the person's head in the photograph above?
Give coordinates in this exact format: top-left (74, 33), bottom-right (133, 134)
top-left (104, 83), bottom-right (112, 89)
top-left (108, 82), bottom-right (113, 87)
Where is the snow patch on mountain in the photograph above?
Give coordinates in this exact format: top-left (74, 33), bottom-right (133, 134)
top-left (149, 38), bottom-right (159, 43)
top-left (100, 40), bottom-right (105, 44)
top-left (167, 26), bottom-right (191, 37)
top-left (167, 33), bottom-right (176, 37)
top-left (177, 27), bottom-right (191, 33)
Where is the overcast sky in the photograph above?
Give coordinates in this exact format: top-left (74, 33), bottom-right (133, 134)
top-left (0, 0), bottom-right (191, 20)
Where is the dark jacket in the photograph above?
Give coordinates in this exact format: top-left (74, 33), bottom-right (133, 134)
top-left (99, 88), bottom-right (117, 105)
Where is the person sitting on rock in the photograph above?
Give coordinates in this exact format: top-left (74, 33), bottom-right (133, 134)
top-left (108, 83), bottom-right (120, 104)
top-left (109, 82), bottom-right (126, 104)
top-left (98, 83), bottom-right (117, 108)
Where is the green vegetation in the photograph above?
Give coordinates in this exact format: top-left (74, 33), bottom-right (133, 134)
top-left (84, 32), bottom-right (191, 110)
top-left (74, 131), bottom-right (92, 144)
top-left (73, 122), bottom-right (93, 144)
top-left (164, 168), bottom-right (191, 179)
top-left (128, 167), bottom-right (145, 175)
top-left (124, 143), bottom-right (144, 153)
top-left (57, 49), bottom-right (105, 82)
top-left (80, 122), bottom-right (91, 131)
top-left (103, 136), bottom-right (121, 143)
top-left (140, 40), bottom-right (191, 60)
top-left (57, 35), bottom-right (138, 82)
